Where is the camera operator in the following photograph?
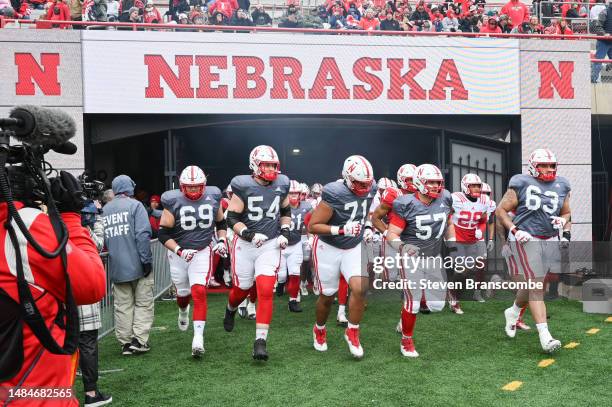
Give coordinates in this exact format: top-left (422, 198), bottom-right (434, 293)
top-left (0, 171), bottom-right (106, 406)
top-left (101, 175), bottom-right (153, 355)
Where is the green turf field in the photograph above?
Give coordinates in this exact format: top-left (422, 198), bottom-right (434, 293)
top-left (88, 292), bottom-right (610, 407)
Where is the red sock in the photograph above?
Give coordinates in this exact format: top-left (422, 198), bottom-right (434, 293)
top-left (191, 284), bottom-right (207, 321)
top-left (401, 308), bottom-right (417, 338)
top-left (177, 295), bottom-right (191, 310)
top-left (287, 275), bottom-right (300, 299)
top-left (420, 291), bottom-right (427, 308)
top-left (255, 275), bottom-right (276, 325)
top-left (249, 283), bottom-right (258, 303)
top-left (519, 305), bottom-right (527, 319)
top-left (228, 286), bottom-right (249, 309)
top-left (212, 253), bottom-right (221, 274)
top-left (338, 275), bottom-right (348, 305)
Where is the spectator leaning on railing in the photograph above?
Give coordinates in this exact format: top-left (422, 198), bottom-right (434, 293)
top-left (251, 3), bottom-right (272, 26)
top-left (591, 1), bottom-right (612, 83)
top-left (83, 0), bottom-right (108, 26)
top-left (409, 1), bottom-right (430, 31)
top-left (47, 0), bottom-right (71, 28)
top-left (380, 9), bottom-right (400, 30)
top-left (143, 0), bottom-right (160, 23)
top-left (102, 175), bottom-right (153, 356)
top-left (442, 9), bottom-right (459, 32)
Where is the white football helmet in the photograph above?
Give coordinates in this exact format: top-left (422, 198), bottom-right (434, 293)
top-left (481, 182), bottom-right (492, 196)
top-left (249, 145), bottom-right (280, 182)
top-left (461, 173), bottom-right (482, 198)
top-left (528, 148), bottom-right (557, 182)
top-left (179, 165), bottom-right (206, 201)
top-left (397, 163), bottom-right (417, 193)
top-left (377, 177), bottom-right (393, 192)
top-left (342, 155), bottom-right (374, 197)
top-left (300, 183), bottom-right (310, 200)
top-left (289, 180), bottom-right (301, 206)
top-left (311, 183), bottom-right (323, 197)
top-left (390, 180), bottom-right (398, 188)
top-left (413, 164), bottom-right (444, 199)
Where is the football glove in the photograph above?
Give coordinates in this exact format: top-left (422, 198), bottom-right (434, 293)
top-left (251, 233), bottom-right (269, 248)
top-left (401, 243), bottom-right (420, 257)
top-left (372, 232), bottom-right (382, 243)
top-left (474, 228), bottom-right (483, 241)
top-left (213, 240), bottom-right (228, 258)
top-left (277, 235), bottom-right (289, 249)
top-left (501, 244), bottom-right (512, 259)
top-left (307, 236), bottom-right (314, 250)
top-left (342, 221), bottom-right (362, 237)
top-left (179, 248), bottom-right (198, 262)
top-left (550, 216), bottom-right (567, 230)
top-left (514, 230), bottom-right (533, 244)
top-left (363, 226), bottom-right (374, 243)
top-left (486, 239), bottom-right (495, 252)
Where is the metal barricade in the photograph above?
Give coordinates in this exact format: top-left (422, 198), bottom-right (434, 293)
top-left (538, 1), bottom-right (596, 33)
top-left (98, 239), bottom-right (172, 339)
top-left (592, 59), bottom-right (612, 84)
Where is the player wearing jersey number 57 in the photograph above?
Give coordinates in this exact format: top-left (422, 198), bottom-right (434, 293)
top-left (496, 149), bottom-right (571, 354)
top-left (386, 164), bottom-right (456, 358)
top-left (309, 155), bottom-right (377, 359)
top-left (223, 145), bottom-right (291, 361)
top-left (157, 166), bottom-right (227, 359)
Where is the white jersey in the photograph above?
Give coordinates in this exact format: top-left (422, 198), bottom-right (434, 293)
top-left (451, 192), bottom-right (493, 243)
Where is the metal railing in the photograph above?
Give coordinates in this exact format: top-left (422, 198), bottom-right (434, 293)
top-left (592, 58), bottom-right (612, 84)
top-left (537, 1), bottom-right (606, 35)
top-left (98, 239), bottom-right (172, 339)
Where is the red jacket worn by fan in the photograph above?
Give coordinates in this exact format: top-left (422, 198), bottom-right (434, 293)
top-left (0, 203), bottom-right (106, 407)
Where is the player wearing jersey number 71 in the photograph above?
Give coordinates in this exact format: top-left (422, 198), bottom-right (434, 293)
top-left (308, 155), bottom-right (377, 359)
top-left (495, 148), bottom-right (571, 354)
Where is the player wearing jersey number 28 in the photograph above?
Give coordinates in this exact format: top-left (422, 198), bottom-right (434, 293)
top-left (496, 148), bottom-right (571, 354)
top-left (309, 155), bottom-right (376, 359)
top-left (157, 165), bottom-right (227, 359)
top-left (223, 145), bottom-right (291, 361)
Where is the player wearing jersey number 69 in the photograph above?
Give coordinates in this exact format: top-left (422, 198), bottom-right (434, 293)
top-left (157, 166), bottom-right (226, 359)
top-left (223, 145), bottom-right (291, 361)
top-left (386, 164), bottom-right (456, 358)
top-left (309, 155), bottom-right (377, 359)
top-left (496, 148), bottom-right (571, 354)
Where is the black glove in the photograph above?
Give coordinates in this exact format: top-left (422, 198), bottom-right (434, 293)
top-left (143, 263), bottom-right (152, 278)
top-left (240, 229), bottom-right (255, 242)
top-left (280, 225), bottom-right (291, 240)
top-left (50, 171), bottom-right (86, 213)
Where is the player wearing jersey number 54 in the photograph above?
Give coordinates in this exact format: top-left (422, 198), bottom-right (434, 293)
top-left (309, 155), bottom-right (377, 359)
top-left (102, 175), bottom-right (153, 356)
top-left (223, 145), bottom-right (291, 361)
top-left (157, 165), bottom-right (227, 359)
top-left (496, 148), bottom-right (571, 354)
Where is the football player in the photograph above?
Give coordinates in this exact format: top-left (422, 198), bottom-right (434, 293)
top-left (223, 145), bottom-right (291, 361)
top-left (158, 166), bottom-right (228, 358)
top-left (386, 164), bottom-right (455, 358)
top-left (474, 182), bottom-right (497, 302)
top-left (496, 148), bottom-right (570, 353)
top-left (220, 186), bottom-right (234, 287)
top-left (309, 155), bottom-right (376, 359)
top-left (279, 180), bottom-right (311, 312)
top-left (447, 173), bottom-right (492, 314)
top-left (311, 183), bottom-right (323, 201)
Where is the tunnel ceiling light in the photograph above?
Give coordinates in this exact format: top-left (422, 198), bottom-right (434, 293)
top-left (292, 148), bottom-right (301, 154)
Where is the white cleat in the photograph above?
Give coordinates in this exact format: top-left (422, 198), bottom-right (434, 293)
top-left (396, 319), bottom-right (402, 334)
top-left (344, 328), bottom-right (364, 359)
top-left (504, 307), bottom-right (519, 338)
top-left (246, 301), bottom-right (256, 320)
top-left (400, 337), bottom-right (419, 358)
top-left (178, 305), bottom-right (190, 332)
top-left (191, 334), bottom-right (205, 358)
top-left (541, 338), bottom-right (562, 354)
top-left (450, 303), bottom-right (464, 315)
top-left (312, 325), bottom-right (328, 352)
top-left (337, 312), bottom-right (348, 327)
top-left (313, 284), bottom-right (320, 296)
top-left (300, 282), bottom-right (309, 296)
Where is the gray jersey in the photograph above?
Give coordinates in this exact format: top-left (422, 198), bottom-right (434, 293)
top-left (231, 174), bottom-right (290, 239)
top-left (289, 202), bottom-right (311, 246)
top-left (161, 187), bottom-right (222, 249)
top-left (319, 181), bottom-right (377, 249)
top-left (509, 174), bottom-right (571, 237)
top-left (393, 190), bottom-right (453, 257)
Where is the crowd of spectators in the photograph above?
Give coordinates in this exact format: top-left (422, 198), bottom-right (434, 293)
top-left (0, 0), bottom-right (609, 36)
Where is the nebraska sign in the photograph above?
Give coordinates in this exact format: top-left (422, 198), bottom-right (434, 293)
top-left (81, 33), bottom-right (521, 114)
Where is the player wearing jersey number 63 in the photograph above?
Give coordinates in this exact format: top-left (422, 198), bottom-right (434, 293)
top-left (157, 165), bottom-right (227, 359)
top-left (495, 148), bottom-right (571, 354)
top-left (309, 155), bottom-right (377, 359)
top-left (223, 145), bottom-right (291, 361)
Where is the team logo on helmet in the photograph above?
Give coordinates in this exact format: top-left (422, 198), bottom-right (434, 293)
top-left (342, 155), bottom-right (374, 197)
top-left (249, 145), bottom-right (280, 182)
top-left (481, 182), bottom-right (492, 195)
top-left (397, 164), bottom-right (417, 193)
top-left (461, 173), bottom-right (482, 198)
top-left (528, 148), bottom-right (557, 182)
top-left (413, 164), bottom-right (444, 199)
top-left (289, 180), bottom-right (301, 206)
top-left (179, 165), bottom-right (206, 201)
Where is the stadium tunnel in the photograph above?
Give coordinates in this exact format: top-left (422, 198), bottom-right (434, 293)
top-left (84, 114), bottom-right (521, 201)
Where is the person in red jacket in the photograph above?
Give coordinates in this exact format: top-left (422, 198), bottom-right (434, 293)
top-left (0, 171), bottom-right (106, 407)
top-left (209, 0), bottom-right (237, 19)
top-left (46, 0), bottom-right (71, 28)
top-left (500, 0), bottom-right (529, 28)
top-left (480, 16), bottom-right (502, 33)
top-left (358, 8), bottom-right (379, 30)
top-left (143, 0), bottom-right (161, 23)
